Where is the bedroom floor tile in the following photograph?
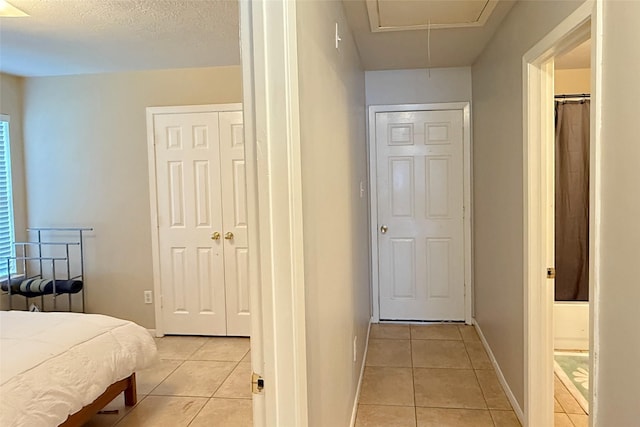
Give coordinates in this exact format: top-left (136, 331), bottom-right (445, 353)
top-left (136, 359), bottom-right (183, 395)
top-left (214, 362), bottom-right (252, 399)
top-left (189, 337), bottom-right (251, 362)
top-left (188, 398), bottom-right (253, 427)
top-left (83, 394), bottom-right (143, 427)
top-left (114, 396), bottom-right (206, 427)
top-left (154, 336), bottom-right (207, 360)
top-left (151, 360), bottom-right (236, 397)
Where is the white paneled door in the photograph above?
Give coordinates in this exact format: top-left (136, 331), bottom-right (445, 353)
top-left (376, 110), bottom-right (465, 321)
top-left (219, 112), bottom-right (251, 336)
top-left (152, 107), bottom-right (249, 336)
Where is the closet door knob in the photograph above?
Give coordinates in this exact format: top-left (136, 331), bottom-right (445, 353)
top-left (225, 232), bottom-right (234, 240)
top-left (211, 232), bottom-right (221, 240)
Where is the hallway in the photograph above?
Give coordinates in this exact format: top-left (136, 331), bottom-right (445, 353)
top-left (355, 323), bottom-right (520, 426)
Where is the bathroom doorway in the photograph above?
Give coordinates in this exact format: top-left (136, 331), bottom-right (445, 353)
top-left (552, 39), bottom-right (591, 424)
top-left (522, 1), bottom-right (600, 425)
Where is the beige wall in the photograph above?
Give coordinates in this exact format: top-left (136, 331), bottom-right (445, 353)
top-left (0, 73), bottom-right (28, 310)
top-left (597, 1), bottom-right (640, 423)
top-left (22, 66), bottom-right (242, 327)
top-left (365, 67), bottom-right (472, 105)
top-left (296, 1), bottom-right (371, 425)
top-left (471, 0), bottom-right (585, 409)
top-left (0, 74), bottom-right (28, 241)
top-left (555, 68), bottom-right (590, 94)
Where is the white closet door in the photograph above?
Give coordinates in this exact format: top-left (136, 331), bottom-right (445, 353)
top-left (154, 112), bottom-right (227, 335)
top-left (219, 111), bottom-right (251, 336)
top-left (376, 110), bottom-right (465, 321)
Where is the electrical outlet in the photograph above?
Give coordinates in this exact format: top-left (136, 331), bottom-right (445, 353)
top-left (144, 290), bottom-right (153, 304)
top-left (353, 336), bottom-right (357, 363)
top-left (360, 180), bottom-right (365, 198)
top-left (335, 23), bottom-right (342, 49)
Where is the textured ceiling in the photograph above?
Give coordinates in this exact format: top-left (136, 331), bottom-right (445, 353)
top-left (343, 0), bottom-right (516, 70)
top-left (1, 0), bottom-right (521, 77)
top-left (0, 0), bottom-right (240, 77)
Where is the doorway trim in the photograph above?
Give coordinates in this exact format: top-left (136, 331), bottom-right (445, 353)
top-left (240, 0), bottom-right (309, 426)
top-left (522, 1), bottom-right (600, 425)
top-left (145, 102), bottom-right (243, 338)
top-left (368, 102), bottom-right (473, 324)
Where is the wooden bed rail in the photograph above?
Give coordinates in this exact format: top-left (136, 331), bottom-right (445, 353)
top-left (60, 373), bottom-right (137, 427)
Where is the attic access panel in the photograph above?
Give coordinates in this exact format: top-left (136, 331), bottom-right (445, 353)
top-left (366, 0), bottom-right (499, 32)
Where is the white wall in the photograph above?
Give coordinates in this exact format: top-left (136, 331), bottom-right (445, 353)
top-left (23, 66), bottom-right (242, 327)
top-left (596, 1), bottom-right (640, 423)
top-left (471, 0), bottom-right (585, 409)
top-left (296, 1), bottom-right (371, 425)
top-left (365, 67), bottom-right (472, 106)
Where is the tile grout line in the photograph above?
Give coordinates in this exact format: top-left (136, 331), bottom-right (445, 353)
top-left (178, 344), bottom-right (251, 427)
top-left (461, 325), bottom-right (500, 427)
top-left (106, 338), bottom-right (251, 427)
top-left (409, 325), bottom-right (418, 426)
top-left (146, 358), bottom-right (186, 396)
top-left (112, 356), bottom-right (187, 427)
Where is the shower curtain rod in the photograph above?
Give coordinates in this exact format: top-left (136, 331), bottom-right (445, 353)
top-left (555, 93), bottom-right (590, 99)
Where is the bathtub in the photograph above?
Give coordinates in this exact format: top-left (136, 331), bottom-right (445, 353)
top-left (554, 302), bottom-right (589, 351)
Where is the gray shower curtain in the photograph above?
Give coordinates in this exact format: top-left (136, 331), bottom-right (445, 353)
top-left (555, 100), bottom-right (590, 301)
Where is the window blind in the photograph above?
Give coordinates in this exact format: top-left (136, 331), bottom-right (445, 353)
top-left (0, 117), bottom-right (15, 277)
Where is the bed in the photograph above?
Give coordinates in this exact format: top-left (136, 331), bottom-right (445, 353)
top-left (0, 310), bottom-right (157, 427)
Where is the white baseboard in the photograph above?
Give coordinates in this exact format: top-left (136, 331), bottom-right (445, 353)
top-left (473, 320), bottom-right (525, 424)
top-left (350, 317), bottom-right (373, 427)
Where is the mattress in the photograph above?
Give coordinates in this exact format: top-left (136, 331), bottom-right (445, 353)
top-left (0, 311), bottom-right (157, 427)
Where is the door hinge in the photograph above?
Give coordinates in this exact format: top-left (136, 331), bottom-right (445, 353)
top-left (252, 372), bottom-right (264, 394)
top-left (547, 268), bottom-right (556, 279)
top-left (160, 294), bottom-right (163, 308)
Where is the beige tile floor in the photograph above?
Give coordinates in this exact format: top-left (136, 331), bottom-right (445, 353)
top-left (357, 323), bottom-right (590, 427)
top-left (82, 328), bottom-right (588, 427)
top-left (356, 323), bottom-right (521, 427)
top-left (84, 336), bottom-right (252, 427)
top-left (554, 373), bottom-right (589, 427)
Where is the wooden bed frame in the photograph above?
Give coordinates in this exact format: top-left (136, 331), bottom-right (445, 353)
top-left (60, 373), bottom-right (137, 427)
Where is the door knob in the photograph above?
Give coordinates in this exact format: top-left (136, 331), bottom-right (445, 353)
top-left (211, 232), bottom-right (221, 240)
top-left (380, 225), bottom-right (388, 234)
top-left (225, 232), bottom-right (234, 240)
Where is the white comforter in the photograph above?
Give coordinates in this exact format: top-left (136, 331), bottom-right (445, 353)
top-left (0, 311), bottom-right (157, 427)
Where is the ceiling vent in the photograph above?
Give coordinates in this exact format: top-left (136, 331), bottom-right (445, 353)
top-left (366, 0), bottom-right (499, 32)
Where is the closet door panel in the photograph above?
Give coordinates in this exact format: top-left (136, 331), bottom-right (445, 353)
top-left (154, 111), bottom-right (227, 336)
top-left (219, 111), bottom-right (251, 336)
